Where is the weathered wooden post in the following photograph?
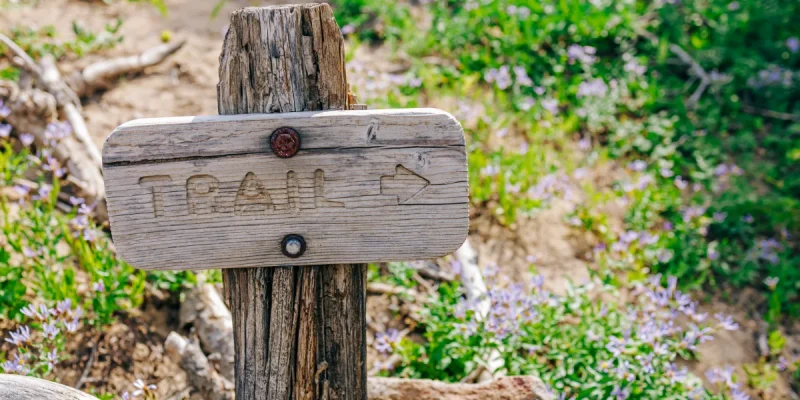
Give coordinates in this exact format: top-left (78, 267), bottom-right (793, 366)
top-left (102, 4), bottom-right (468, 400)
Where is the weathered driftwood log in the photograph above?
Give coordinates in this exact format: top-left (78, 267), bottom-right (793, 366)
top-left (0, 374), bottom-right (99, 400)
top-left (218, 4), bottom-right (366, 400)
top-left (164, 332), bottom-right (235, 400)
top-left (367, 376), bottom-right (553, 400)
top-left (179, 283), bottom-right (235, 382)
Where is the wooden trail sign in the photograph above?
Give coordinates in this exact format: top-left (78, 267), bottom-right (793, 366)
top-left (102, 109), bottom-right (468, 270)
top-left (102, 4), bottom-right (469, 400)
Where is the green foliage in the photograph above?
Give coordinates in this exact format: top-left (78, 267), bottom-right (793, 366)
top-left (4, 20), bottom-right (123, 61)
top-left (0, 138), bottom-right (145, 326)
top-left (338, 0), bottom-right (800, 320)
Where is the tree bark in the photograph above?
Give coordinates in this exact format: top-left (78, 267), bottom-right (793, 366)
top-left (218, 5), bottom-right (366, 400)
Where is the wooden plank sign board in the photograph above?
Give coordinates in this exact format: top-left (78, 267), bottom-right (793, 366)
top-left (102, 108), bottom-right (468, 270)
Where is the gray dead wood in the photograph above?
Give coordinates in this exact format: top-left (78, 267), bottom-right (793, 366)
top-left (455, 239), bottom-right (503, 382)
top-left (218, 4), bottom-right (366, 400)
top-left (0, 80), bottom-right (106, 217)
top-left (0, 374), bottom-right (99, 400)
top-left (66, 41), bottom-right (185, 97)
top-left (179, 283), bottom-right (235, 382)
top-left (164, 332), bottom-right (235, 400)
top-left (367, 376), bottom-right (553, 400)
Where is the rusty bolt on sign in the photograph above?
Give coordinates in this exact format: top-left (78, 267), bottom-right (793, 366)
top-left (270, 127), bottom-right (301, 158)
top-left (281, 234), bottom-right (306, 258)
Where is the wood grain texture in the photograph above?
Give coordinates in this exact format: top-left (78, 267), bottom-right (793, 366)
top-left (216, 4), bottom-right (368, 400)
top-left (0, 374), bottom-right (99, 400)
top-left (102, 109), bottom-right (468, 270)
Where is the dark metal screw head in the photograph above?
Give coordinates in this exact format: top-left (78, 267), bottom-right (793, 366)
top-left (281, 234), bottom-right (306, 258)
top-left (270, 127), bottom-right (301, 158)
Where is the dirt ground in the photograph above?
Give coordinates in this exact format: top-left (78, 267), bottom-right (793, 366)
top-left (1, 0), bottom-right (799, 398)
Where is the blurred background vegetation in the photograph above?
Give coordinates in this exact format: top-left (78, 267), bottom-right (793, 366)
top-left (1, 0), bottom-right (799, 399)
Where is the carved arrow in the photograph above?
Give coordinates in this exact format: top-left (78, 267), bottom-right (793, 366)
top-left (380, 165), bottom-right (430, 204)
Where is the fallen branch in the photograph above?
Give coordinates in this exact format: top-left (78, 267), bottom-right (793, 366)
top-left (741, 104), bottom-right (800, 122)
top-left (179, 283), bottom-right (235, 382)
top-left (367, 376), bottom-right (553, 400)
top-left (40, 55), bottom-right (102, 166)
top-left (164, 332), bottom-right (235, 400)
top-left (367, 282), bottom-right (421, 299)
top-left (66, 40), bottom-right (186, 97)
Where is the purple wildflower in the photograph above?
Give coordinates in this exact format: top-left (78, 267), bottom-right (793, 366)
top-left (93, 280), bottom-right (106, 293)
top-left (42, 322), bottom-right (59, 340)
top-left (513, 66), bottom-right (533, 87)
top-left (714, 313), bottom-right (739, 331)
top-left (576, 78), bottom-right (608, 98)
top-left (628, 160), bottom-right (647, 172)
top-left (340, 24), bottom-right (355, 35)
top-left (610, 385), bottom-right (629, 400)
top-left (741, 214), bottom-right (754, 223)
top-left (541, 99), bottom-right (559, 115)
top-left (0, 123), bottom-right (11, 138)
top-left (47, 348), bottom-right (58, 369)
top-left (660, 168), bottom-right (674, 178)
top-left (5, 325), bottom-right (32, 346)
top-left (728, 2), bottom-right (740, 11)
top-left (518, 97), bottom-right (536, 111)
top-left (19, 133), bottom-right (34, 147)
top-left (0, 100), bottom-right (10, 118)
top-left (674, 176), bottom-right (688, 190)
top-left (731, 389), bottom-right (749, 400)
top-left (764, 276), bottom-right (779, 290)
top-left (787, 37), bottom-right (800, 53)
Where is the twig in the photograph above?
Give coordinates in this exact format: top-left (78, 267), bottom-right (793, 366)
top-left (634, 28), bottom-right (715, 108)
top-left (415, 261), bottom-right (454, 282)
top-left (367, 282), bottom-right (421, 299)
top-left (0, 33), bottom-right (42, 77)
top-left (67, 40), bottom-right (186, 97)
top-left (666, 44), bottom-right (710, 108)
top-left (460, 365), bottom-right (487, 383)
top-left (741, 104), bottom-right (800, 122)
top-left (74, 336), bottom-right (100, 390)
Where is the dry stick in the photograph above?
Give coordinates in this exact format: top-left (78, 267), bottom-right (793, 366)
top-left (74, 336), bottom-right (101, 390)
top-left (454, 239), bottom-right (504, 383)
top-left (40, 55), bottom-right (102, 166)
top-left (741, 103), bottom-right (800, 122)
top-left (218, 5), bottom-right (365, 400)
top-left (66, 40), bottom-right (186, 97)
